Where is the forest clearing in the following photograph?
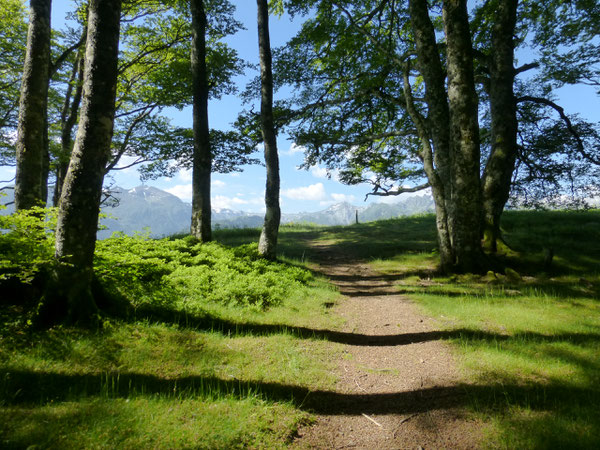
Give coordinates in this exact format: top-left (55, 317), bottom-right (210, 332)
top-left (2, 0), bottom-right (600, 447)
top-left (1, 211), bottom-right (599, 448)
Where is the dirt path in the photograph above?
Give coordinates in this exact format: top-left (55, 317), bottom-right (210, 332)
top-left (293, 242), bottom-right (483, 449)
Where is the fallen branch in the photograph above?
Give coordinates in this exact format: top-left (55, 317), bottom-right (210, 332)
top-left (399, 413), bottom-right (417, 425)
top-left (354, 378), bottom-right (367, 392)
top-left (361, 413), bottom-right (383, 428)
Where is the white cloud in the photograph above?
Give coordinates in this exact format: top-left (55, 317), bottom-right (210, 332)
top-left (177, 169), bottom-right (192, 182)
top-left (310, 165), bottom-right (328, 179)
top-left (282, 183), bottom-right (326, 201)
top-left (285, 142), bottom-right (306, 155)
top-left (112, 155), bottom-right (140, 173)
top-left (166, 184), bottom-right (193, 201)
top-left (0, 166), bottom-right (15, 183)
top-left (212, 179), bottom-right (226, 189)
top-left (331, 193), bottom-right (356, 203)
top-left (213, 195), bottom-right (249, 210)
top-left (319, 200), bottom-right (336, 207)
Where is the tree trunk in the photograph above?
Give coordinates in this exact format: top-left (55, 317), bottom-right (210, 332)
top-left (54, 44), bottom-right (85, 206)
top-left (443, 0), bottom-right (484, 272)
top-left (50, 0), bottom-right (122, 326)
top-left (190, 0), bottom-right (212, 242)
top-left (402, 61), bottom-right (454, 272)
top-left (14, 0), bottom-right (51, 211)
top-left (407, 0), bottom-right (455, 271)
top-left (257, 0), bottom-right (281, 259)
top-left (481, 0), bottom-right (518, 252)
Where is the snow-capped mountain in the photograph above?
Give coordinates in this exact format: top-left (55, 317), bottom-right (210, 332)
top-left (99, 186), bottom-right (191, 238)
top-left (283, 202), bottom-right (364, 226)
top-left (1, 185), bottom-right (435, 238)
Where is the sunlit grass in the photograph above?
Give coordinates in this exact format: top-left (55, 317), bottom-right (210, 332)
top-left (1, 397), bottom-right (307, 449)
top-left (358, 210), bottom-right (600, 449)
top-left (2, 210), bottom-right (599, 448)
top-left (0, 230), bottom-right (342, 448)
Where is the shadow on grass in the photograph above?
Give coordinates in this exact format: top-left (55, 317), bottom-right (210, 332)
top-left (394, 280), bottom-right (600, 302)
top-left (124, 306), bottom-right (600, 347)
top-left (1, 367), bottom-right (597, 412)
top-left (2, 368), bottom-right (598, 449)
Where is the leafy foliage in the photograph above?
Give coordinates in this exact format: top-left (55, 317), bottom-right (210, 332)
top-left (0, 0), bottom-right (27, 166)
top-left (0, 204), bottom-right (56, 284)
top-left (94, 234), bottom-right (313, 311)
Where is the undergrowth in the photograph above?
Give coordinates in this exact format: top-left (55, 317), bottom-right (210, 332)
top-left (0, 211), bottom-right (341, 448)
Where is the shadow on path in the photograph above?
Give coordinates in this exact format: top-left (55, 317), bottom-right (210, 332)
top-left (2, 368), bottom-right (597, 417)
top-left (129, 307), bottom-right (600, 347)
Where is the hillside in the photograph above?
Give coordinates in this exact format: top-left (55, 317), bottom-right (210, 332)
top-left (96, 186), bottom-right (434, 237)
top-left (1, 210), bottom-right (599, 448)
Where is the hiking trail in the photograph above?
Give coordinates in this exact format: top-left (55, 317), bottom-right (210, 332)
top-left (292, 240), bottom-right (483, 449)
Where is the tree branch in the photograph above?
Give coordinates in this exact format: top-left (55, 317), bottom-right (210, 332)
top-left (49, 30), bottom-right (87, 77)
top-left (514, 62), bottom-right (539, 75)
top-left (517, 95), bottom-right (600, 165)
top-left (365, 181), bottom-right (430, 199)
top-left (331, 0), bottom-right (410, 68)
top-left (105, 106), bottom-right (156, 173)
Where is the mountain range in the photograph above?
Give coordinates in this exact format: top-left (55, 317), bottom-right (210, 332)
top-left (1, 185), bottom-right (434, 238)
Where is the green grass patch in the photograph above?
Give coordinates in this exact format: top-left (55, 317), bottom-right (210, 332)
top-left (0, 222), bottom-right (342, 448)
top-left (0, 397), bottom-right (305, 449)
top-left (358, 210), bottom-right (600, 449)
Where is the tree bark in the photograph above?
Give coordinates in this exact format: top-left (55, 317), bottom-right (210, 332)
top-left (190, 0), bottom-right (212, 242)
top-left (481, 0), bottom-right (518, 252)
top-left (407, 0), bottom-right (455, 271)
top-left (257, 0), bottom-right (281, 259)
top-left (402, 62), bottom-right (454, 271)
top-left (14, 0), bottom-right (51, 211)
top-left (54, 33), bottom-right (86, 206)
top-left (51, 0), bottom-right (122, 326)
top-left (443, 0), bottom-right (484, 272)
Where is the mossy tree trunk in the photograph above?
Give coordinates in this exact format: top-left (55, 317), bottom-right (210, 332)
top-left (50, 0), bottom-right (122, 326)
top-left (54, 44), bottom-right (85, 206)
top-left (407, 0), bottom-right (485, 272)
top-left (481, 0), bottom-right (518, 253)
top-left (443, 0), bottom-right (484, 272)
top-left (407, 0), bottom-right (454, 271)
top-left (190, 0), bottom-right (212, 242)
top-left (257, 0), bottom-right (280, 260)
top-left (14, 0), bottom-right (51, 211)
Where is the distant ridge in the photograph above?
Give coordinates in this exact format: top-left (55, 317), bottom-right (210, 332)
top-left (98, 185), bottom-right (434, 238)
top-left (1, 185), bottom-right (434, 238)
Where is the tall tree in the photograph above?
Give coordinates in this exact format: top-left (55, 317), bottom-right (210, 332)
top-left (257, 0), bottom-right (281, 259)
top-left (54, 31), bottom-right (86, 206)
top-left (442, 0), bottom-right (483, 271)
top-left (276, 0), bottom-right (598, 271)
top-left (14, 0), bottom-right (51, 210)
top-left (407, 0), bottom-right (454, 270)
top-left (190, 0), bottom-right (212, 241)
top-left (49, 0), bottom-right (122, 325)
top-left (480, 0), bottom-right (519, 252)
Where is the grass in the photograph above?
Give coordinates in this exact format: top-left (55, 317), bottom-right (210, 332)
top-left (0, 231), bottom-right (342, 448)
top-left (2, 210), bottom-right (599, 448)
top-left (362, 210), bottom-right (600, 449)
top-left (215, 213), bottom-right (600, 447)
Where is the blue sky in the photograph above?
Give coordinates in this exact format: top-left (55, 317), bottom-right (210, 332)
top-left (50, 0), bottom-right (389, 214)
top-left (5, 1), bottom-right (598, 213)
